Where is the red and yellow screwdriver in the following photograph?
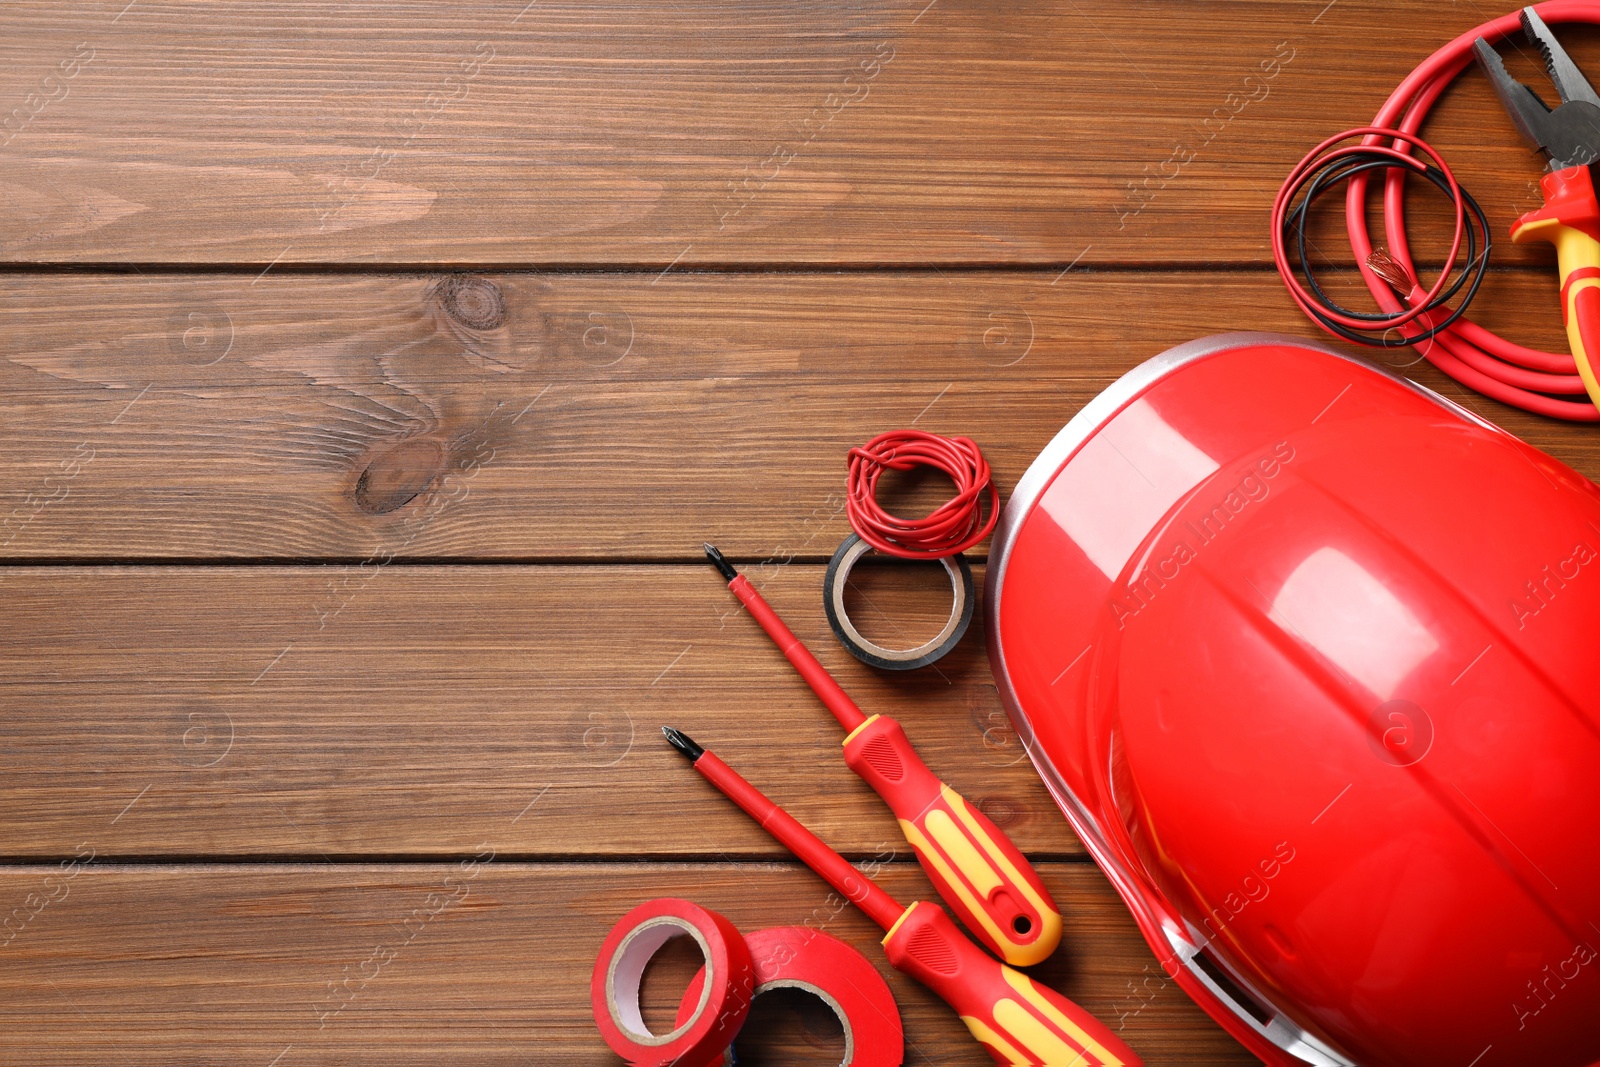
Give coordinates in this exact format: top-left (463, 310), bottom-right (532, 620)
top-left (663, 727), bottom-right (1139, 1066)
top-left (703, 543), bottom-right (1062, 967)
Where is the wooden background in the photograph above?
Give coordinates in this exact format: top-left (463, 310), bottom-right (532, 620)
top-left (3, 2), bottom-right (1599, 1063)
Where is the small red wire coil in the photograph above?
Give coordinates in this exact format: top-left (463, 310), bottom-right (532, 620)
top-left (846, 429), bottom-right (998, 559)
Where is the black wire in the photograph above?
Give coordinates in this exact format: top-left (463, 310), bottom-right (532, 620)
top-left (1290, 153), bottom-right (1485, 340)
top-left (1289, 153), bottom-right (1489, 347)
top-left (1295, 156), bottom-right (1425, 321)
top-left (1298, 165), bottom-right (1488, 347)
top-left (1296, 157), bottom-right (1476, 319)
top-left (1282, 148), bottom-right (1491, 348)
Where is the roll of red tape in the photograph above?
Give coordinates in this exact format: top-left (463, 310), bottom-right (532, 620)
top-left (592, 898), bottom-right (756, 1067)
top-left (680, 926), bottom-right (904, 1067)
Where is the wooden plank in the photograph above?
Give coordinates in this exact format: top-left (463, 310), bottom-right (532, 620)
top-left (2, 269), bottom-right (1595, 560)
top-left (0, 562), bottom-right (1080, 859)
top-left (0, 0), bottom-right (1592, 266)
top-left (0, 861), bottom-right (1254, 1065)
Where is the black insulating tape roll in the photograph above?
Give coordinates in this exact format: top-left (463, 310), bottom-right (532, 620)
top-left (823, 533), bottom-right (974, 671)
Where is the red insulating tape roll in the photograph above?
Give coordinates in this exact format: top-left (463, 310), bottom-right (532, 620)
top-left (591, 898), bottom-right (755, 1067)
top-left (680, 926), bottom-right (905, 1067)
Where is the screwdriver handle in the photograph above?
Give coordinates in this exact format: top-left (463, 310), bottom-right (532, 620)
top-left (844, 714), bottom-right (1062, 967)
top-left (884, 901), bottom-right (1140, 1066)
top-left (1511, 164), bottom-right (1600, 410)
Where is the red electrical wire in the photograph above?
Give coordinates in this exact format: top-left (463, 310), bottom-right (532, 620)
top-left (845, 430), bottom-right (998, 559)
top-left (1274, 1), bottom-right (1600, 422)
top-left (1274, 128), bottom-right (1470, 334)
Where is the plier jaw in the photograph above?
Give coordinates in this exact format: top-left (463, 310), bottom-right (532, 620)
top-left (1474, 7), bottom-right (1600, 171)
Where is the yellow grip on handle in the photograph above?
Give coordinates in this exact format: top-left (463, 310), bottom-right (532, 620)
top-left (1510, 169), bottom-right (1600, 410)
top-left (844, 714), bottom-right (1064, 966)
top-left (897, 787), bottom-right (1064, 967)
top-left (883, 901), bottom-right (1141, 1066)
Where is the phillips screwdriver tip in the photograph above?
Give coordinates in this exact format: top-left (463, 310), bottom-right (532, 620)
top-left (703, 543), bottom-right (739, 581)
top-left (661, 726), bottom-right (705, 762)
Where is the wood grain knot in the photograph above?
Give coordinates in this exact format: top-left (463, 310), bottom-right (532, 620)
top-left (354, 438), bottom-right (445, 514)
top-left (973, 794), bottom-right (1023, 829)
top-left (436, 275), bottom-right (506, 330)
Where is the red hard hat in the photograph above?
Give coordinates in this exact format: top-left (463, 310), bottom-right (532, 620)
top-left (986, 334), bottom-right (1600, 1067)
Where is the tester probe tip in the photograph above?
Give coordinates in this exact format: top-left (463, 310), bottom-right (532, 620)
top-left (703, 543), bottom-right (739, 581)
top-left (661, 726), bottom-right (705, 762)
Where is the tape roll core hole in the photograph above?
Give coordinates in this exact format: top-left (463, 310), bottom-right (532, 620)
top-left (838, 547), bottom-right (960, 655)
top-left (727, 981), bottom-right (852, 1067)
top-left (837, 554), bottom-right (962, 654)
top-left (608, 917), bottom-right (714, 1046)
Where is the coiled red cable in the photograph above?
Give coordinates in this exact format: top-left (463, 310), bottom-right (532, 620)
top-left (1274, 1), bottom-right (1600, 421)
top-left (846, 430), bottom-right (998, 558)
